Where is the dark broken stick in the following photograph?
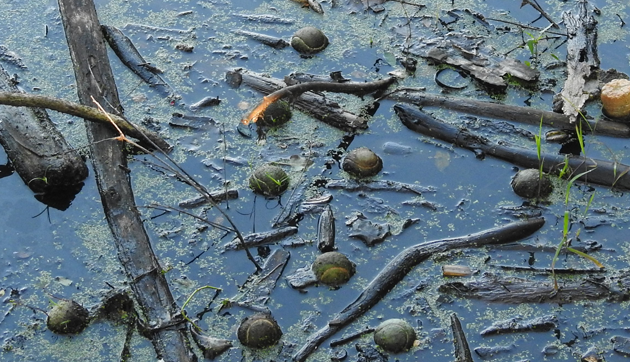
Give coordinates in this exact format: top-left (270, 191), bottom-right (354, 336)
top-left (0, 91), bottom-right (172, 151)
top-left (451, 313), bottom-right (473, 362)
top-left (385, 89), bottom-right (630, 138)
top-left (293, 217), bottom-right (545, 361)
top-left (223, 226), bottom-right (298, 251)
top-left (241, 77), bottom-right (396, 125)
top-left (102, 25), bottom-right (177, 100)
top-left (395, 103), bottom-right (630, 190)
top-left (521, 0), bottom-right (559, 28)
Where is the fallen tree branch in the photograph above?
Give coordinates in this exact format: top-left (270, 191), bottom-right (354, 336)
top-left (395, 103), bottom-right (630, 190)
top-left (242, 77), bottom-right (396, 124)
top-left (385, 88), bottom-right (630, 138)
top-left (293, 217), bottom-right (545, 361)
top-left (236, 69), bottom-right (396, 129)
top-left (0, 91), bottom-right (172, 151)
top-left (58, 0), bottom-right (192, 360)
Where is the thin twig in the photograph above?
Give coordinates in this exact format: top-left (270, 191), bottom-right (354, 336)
top-left (521, 0), bottom-right (559, 28)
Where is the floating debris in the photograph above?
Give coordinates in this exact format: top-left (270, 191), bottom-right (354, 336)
top-left (232, 30), bottom-right (289, 49)
top-left (317, 205), bottom-right (336, 252)
top-left (325, 179), bottom-right (435, 195)
top-left (347, 212), bottom-right (391, 246)
top-left (442, 265), bottom-right (473, 277)
top-left (287, 264), bottom-right (318, 289)
top-left (480, 315), bottom-right (557, 336)
top-left (178, 189), bottom-right (238, 208)
top-left (0, 45), bottom-right (26, 68)
top-left (233, 13), bottom-right (295, 24)
top-left (223, 226), bottom-right (298, 251)
top-left (189, 96), bottom-right (221, 110)
top-left (101, 25), bottom-right (177, 100)
top-left (190, 326), bottom-right (232, 359)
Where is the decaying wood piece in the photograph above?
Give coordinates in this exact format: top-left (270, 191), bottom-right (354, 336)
top-left (241, 76), bottom-right (396, 125)
top-left (438, 272), bottom-right (629, 304)
top-left (451, 313), bottom-right (473, 362)
top-left (227, 249), bottom-right (290, 306)
top-left (317, 204), bottom-right (336, 252)
top-left (0, 91), bottom-right (172, 150)
top-left (293, 218), bottom-right (545, 361)
top-left (232, 29), bottom-right (290, 49)
top-left (480, 314), bottom-right (557, 336)
top-left (395, 104), bottom-right (630, 190)
top-left (386, 89), bottom-right (630, 138)
top-left (223, 226), bottom-right (298, 251)
top-left (0, 65), bottom-right (88, 193)
top-left (57, 0), bottom-right (194, 361)
top-left (178, 188), bottom-right (238, 208)
top-left (101, 25), bottom-right (178, 101)
top-left (325, 178), bottom-right (436, 195)
top-left (229, 69), bottom-right (388, 131)
top-left (557, 0), bottom-right (600, 123)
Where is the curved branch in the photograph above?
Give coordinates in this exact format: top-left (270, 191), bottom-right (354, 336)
top-left (242, 77), bottom-right (396, 125)
top-left (293, 218), bottom-right (545, 361)
top-left (0, 91), bottom-right (171, 151)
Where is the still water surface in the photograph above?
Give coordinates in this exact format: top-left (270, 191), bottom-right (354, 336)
top-left (0, 0), bottom-right (629, 361)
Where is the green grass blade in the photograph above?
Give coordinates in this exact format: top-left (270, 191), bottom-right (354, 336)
top-left (566, 247), bottom-right (604, 268)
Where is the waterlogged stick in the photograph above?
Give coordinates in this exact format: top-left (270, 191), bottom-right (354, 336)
top-left (241, 77), bottom-right (396, 125)
top-left (293, 218), bottom-right (545, 361)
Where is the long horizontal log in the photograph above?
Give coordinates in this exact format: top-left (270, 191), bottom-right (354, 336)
top-left (0, 91), bottom-right (171, 151)
top-left (386, 89), bottom-right (630, 138)
top-left (293, 217), bottom-right (545, 361)
top-left (438, 272), bottom-right (620, 304)
top-left (395, 103), bottom-right (630, 190)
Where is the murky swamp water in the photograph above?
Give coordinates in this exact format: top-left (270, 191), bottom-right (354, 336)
top-left (0, 0), bottom-right (630, 361)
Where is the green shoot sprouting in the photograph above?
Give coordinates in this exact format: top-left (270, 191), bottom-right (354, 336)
top-left (557, 156), bottom-right (570, 179)
top-left (181, 285), bottom-right (222, 331)
top-left (523, 24), bottom-right (554, 67)
top-left (551, 169), bottom-right (602, 289)
top-left (266, 173), bottom-right (288, 186)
